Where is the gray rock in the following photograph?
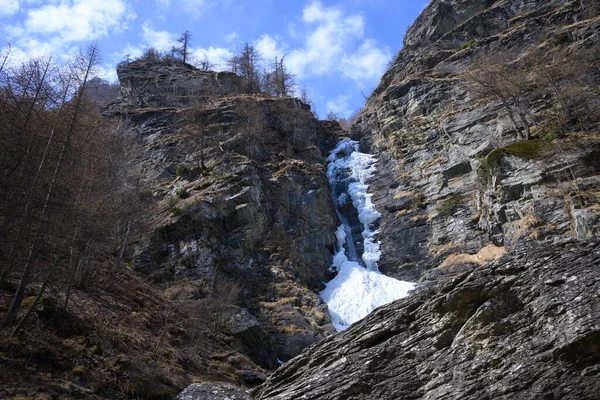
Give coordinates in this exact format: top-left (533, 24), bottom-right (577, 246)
top-left (104, 60), bottom-right (248, 114)
top-left (177, 383), bottom-right (249, 400)
top-left (253, 239), bottom-right (600, 400)
top-left (350, 0), bottom-right (600, 279)
top-left (223, 308), bottom-right (277, 369)
top-left (104, 60), bottom-right (343, 374)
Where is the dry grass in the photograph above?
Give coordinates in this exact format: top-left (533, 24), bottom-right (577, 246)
top-left (436, 244), bottom-right (506, 269)
top-left (511, 215), bottom-right (543, 238)
top-left (421, 155), bottom-right (443, 171)
top-left (277, 297), bottom-right (298, 306)
top-left (313, 310), bottom-right (327, 324)
top-left (396, 209), bottom-right (411, 218)
top-left (275, 324), bottom-right (303, 334)
top-left (394, 191), bottom-right (414, 199)
top-left (260, 302), bottom-right (279, 309)
top-left (0, 270), bottom-right (252, 399)
top-left (430, 241), bottom-right (462, 257)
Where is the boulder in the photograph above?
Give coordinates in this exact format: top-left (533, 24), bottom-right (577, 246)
top-left (177, 383), bottom-right (249, 400)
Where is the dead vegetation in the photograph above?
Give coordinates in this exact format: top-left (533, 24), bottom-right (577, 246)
top-left (436, 244), bottom-right (506, 269)
top-left (0, 269), bottom-right (253, 399)
top-left (0, 45), bottom-right (267, 399)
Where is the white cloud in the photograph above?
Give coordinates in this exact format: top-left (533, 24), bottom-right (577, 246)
top-left (110, 23), bottom-right (232, 70)
top-left (96, 62), bottom-right (118, 82)
top-left (141, 21), bottom-right (176, 51)
top-left (341, 39), bottom-right (390, 83)
top-left (0, 0), bottom-right (20, 16)
top-left (0, 36), bottom-right (79, 67)
top-left (182, 0), bottom-right (207, 14)
top-left (24, 0), bottom-right (136, 42)
top-left (225, 31), bottom-right (239, 44)
top-left (190, 46), bottom-right (232, 70)
top-left (286, 1), bottom-right (364, 78)
top-left (326, 94), bottom-right (351, 117)
top-left (107, 22), bottom-right (175, 65)
top-left (111, 43), bottom-right (144, 64)
top-left (155, 0), bottom-right (209, 16)
top-left (155, 0), bottom-right (171, 8)
top-left (278, 0), bottom-right (390, 89)
top-left (254, 34), bottom-right (286, 62)
top-left (1, 0), bottom-right (135, 77)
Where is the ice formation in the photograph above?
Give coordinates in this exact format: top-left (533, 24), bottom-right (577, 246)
top-left (321, 139), bottom-right (415, 331)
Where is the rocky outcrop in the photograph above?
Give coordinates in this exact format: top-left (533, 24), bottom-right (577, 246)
top-left (103, 60), bottom-right (248, 113)
top-left (106, 2), bottom-right (600, 396)
top-left (178, 383), bottom-right (250, 400)
top-left (251, 1), bottom-right (600, 398)
top-left (352, 0), bottom-right (600, 281)
top-left (104, 61), bottom-right (341, 376)
top-left (253, 238), bottom-right (600, 399)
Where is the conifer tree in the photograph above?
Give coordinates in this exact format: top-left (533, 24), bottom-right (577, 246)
top-left (177, 30), bottom-right (192, 63)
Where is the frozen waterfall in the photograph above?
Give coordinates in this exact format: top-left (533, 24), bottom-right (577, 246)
top-left (320, 139), bottom-right (415, 331)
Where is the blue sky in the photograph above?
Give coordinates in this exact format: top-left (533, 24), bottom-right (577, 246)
top-left (0, 0), bottom-right (426, 118)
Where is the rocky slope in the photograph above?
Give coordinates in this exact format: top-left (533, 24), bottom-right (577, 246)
top-left (104, 60), bottom-right (342, 381)
top-left (351, 0), bottom-right (600, 281)
top-left (253, 238), bottom-right (600, 399)
top-left (252, 1), bottom-right (600, 399)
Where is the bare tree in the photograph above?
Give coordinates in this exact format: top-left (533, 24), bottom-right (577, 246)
top-left (0, 42), bottom-right (11, 75)
top-left (2, 45), bottom-right (100, 326)
top-left (226, 54), bottom-right (240, 74)
top-left (326, 111), bottom-right (340, 121)
top-left (269, 55), bottom-right (295, 97)
top-left (297, 87), bottom-right (317, 116)
top-left (138, 47), bottom-right (163, 63)
top-left (237, 100), bottom-right (265, 160)
top-left (299, 87), bottom-right (310, 104)
top-left (195, 52), bottom-right (214, 71)
top-left (0, 56), bottom-right (55, 285)
top-left (177, 30), bottom-right (192, 64)
top-left (464, 55), bottom-right (532, 140)
top-left (237, 43), bottom-right (261, 92)
top-left (0, 42), bottom-right (143, 328)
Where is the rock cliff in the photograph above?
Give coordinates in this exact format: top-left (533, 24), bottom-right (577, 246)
top-left (352, 0), bottom-right (600, 281)
top-left (253, 238), bottom-right (600, 399)
top-left (104, 60), bottom-right (342, 379)
top-left (253, 1), bottom-right (600, 399)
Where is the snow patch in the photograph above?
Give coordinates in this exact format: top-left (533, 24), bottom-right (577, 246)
top-left (321, 139), bottom-right (415, 331)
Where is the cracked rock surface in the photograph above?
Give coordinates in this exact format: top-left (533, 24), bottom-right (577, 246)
top-left (351, 0), bottom-right (600, 280)
top-left (253, 239), bottom-right (600, 400)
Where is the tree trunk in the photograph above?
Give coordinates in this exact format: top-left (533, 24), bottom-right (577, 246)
top-left (12, 257), bottom-right (57, 335)
top-left (2, 45), bottom-right (98, 325)
top-left (2, 241), bottom-right (39, 326)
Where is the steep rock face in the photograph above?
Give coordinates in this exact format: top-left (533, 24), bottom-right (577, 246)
top-left (104, 62), bottom-right (341, 372)
top-left (352, 0), bottom-right (600, 281)
top-left (253, 238), bottom-right (600, 400)
top-left (251, 1), bottom-right (600, 398)
top-left (104, 60), bottom-right (248, 112)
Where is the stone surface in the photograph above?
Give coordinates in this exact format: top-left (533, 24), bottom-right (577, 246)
top-left (177, 383), bottom-right (250, 400)
top-left (104, 61), bottom-right (342, 375)
top-left (351, 0), bottom-right (600, 281)
top-left (251, 1), bottom-right (600, 397)
top-left (103, 60), bottom-right (248, 113)
top-left (223, 308), bottom-right (276, 369)
top-left (253, 238), bottom-right (600, 400)
top-left (113, 2), bottom-right (600, 397)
